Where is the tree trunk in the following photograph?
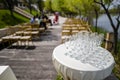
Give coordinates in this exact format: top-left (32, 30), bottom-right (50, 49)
top-left (4, 0), bottom-right (14, 17)
top-left (88, 13), bottom-right (93, 25)
top-left (95, 9), bottom-right (98, 32)
top-left (29, 7), bottom-right (32, 14)
top-left (28, 0), bottom-right (32, 14)
top-left (10, 9), bottom-right (14, 17)
top-left (113, 29), bottom-right (118, 55)
top-left (94, 0), bottom-right (120, 55)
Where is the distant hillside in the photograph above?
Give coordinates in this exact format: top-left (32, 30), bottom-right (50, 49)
top-left (0, 10), bottom-right (29, 29)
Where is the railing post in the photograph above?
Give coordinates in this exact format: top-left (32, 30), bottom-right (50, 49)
top-left (105, 32), bottom-right (114, 52)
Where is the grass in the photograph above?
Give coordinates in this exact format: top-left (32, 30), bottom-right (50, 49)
top-left (56, 75), bottom-right (63, 80)
top-left (113, 40), bottom-right (120, 80)
top-left (0, 10), bottom-right (29, 29)
top-left (90, 26), bottom-right (107, 35)
top-left (25, 9), bottom-right (39, 16)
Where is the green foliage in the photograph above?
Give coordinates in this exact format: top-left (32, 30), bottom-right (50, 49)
top-left (103, 0), bottom-right (113, 6)
top-left (56, 75), bottom-right (63, 80)
top-left (51, 0), bottom-right (61, 11)
top-left (0, 10), bottom-right (29, 29)
top-left (25, 9), bottom-right (38, 15)
top-left (44, 0), bottom-right (52, 11)
top-left (51, 0), bottom-right (76, 14)
top-left (51, 0), bottom-right (97, 19)
top-left (0, 0), bottom-right (2, 2)
top-left (113, 42), bottom-right (120, 79)
top-left (22, 0), bottom-right (40, 14)
top-left (90, 26), bottom-right (107, 34)
top-left (37, 0), bottom-right (44, 11)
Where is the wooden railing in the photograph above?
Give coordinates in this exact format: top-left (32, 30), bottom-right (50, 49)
top-left (14, 6), bottom-right (33, 19)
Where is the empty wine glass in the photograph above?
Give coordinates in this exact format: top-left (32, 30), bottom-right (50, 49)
top-left (64, 37), bottom-right (70, 49)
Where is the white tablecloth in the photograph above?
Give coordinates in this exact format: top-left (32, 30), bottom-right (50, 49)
top-left (52, 44), bottom-right (115, 80)
top-left (0, 66), bottom-right (17, 80)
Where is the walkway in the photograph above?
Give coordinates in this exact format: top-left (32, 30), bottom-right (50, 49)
top-left (0, 16), bottom-right (118, 80)
top-left (0, 16), bottom-right (66, 80)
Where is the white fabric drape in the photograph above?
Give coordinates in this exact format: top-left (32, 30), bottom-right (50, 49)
top-left (52, 44), bottom-right (115, 80)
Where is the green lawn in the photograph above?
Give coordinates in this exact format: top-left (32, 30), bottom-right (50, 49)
top-left (0, 10), bottom-right (29, 29)
top-left (90, 26), bottom-right (107, 35)
top-left (25, 9), bottom-right (39, 16)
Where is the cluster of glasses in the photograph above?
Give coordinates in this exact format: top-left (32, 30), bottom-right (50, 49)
top-left (64, 31), bottom-right (112, 69)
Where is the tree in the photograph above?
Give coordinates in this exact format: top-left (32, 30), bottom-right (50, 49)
top-left (22, 0), bottom-right (35, 14)
top-left (74, 0), bottom-right (94, 24)
top-left (3, 0), bottom-right (15, 16)
top-left (44, 0), bottom-right (52, 12)
top-left (67, 0), bottom-right (82, 17)
top-left (94, 0), bottom-right (120, 55)
top-left (14, 0), bottom-right (19, 6)
top-left (52, 0), bottom-right (63, 12)
top-left (92, 3), bottom-right (100, 32)
top-left (37, 0), bottom-right (44, 13)
top-left (51, 0), bottom-right (74, 16)
top-left (28, 0), bottom-right (32, 14)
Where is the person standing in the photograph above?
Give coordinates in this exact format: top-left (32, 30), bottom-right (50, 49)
top-left (53, 12), bottom-right (59, 24)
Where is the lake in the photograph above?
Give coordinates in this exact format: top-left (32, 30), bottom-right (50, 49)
top-left (93, 14), bottom-right (120, 39)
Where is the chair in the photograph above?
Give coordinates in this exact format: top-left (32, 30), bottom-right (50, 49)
top-left (78, 26), bottom-right (87, 31)
top-left (18, 31), bottom-right (33, 46)
top-left (2, 26), bottom-right (16, 45)
top-left (26, 24), bottom-right (40, 38)
top-left (71, 30), bottom-right (79, 35)
top-left (28, 24), bottom-right (39, 31)
top-left (61, 35), bottom-right (70, 43)
top-left (62, 26), bottom-right (72, 30)
top-left (2, 26), bottom-right (23, 46)
top-left (62, 29), bottom-right (71, 43)
top-left (62, 30), bottom-right (71, 36)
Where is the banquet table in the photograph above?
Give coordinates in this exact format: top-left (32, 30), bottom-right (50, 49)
top-left (0, 66), bottom-right (17, 80)
top-left (52, 44), bottom-right (115, 80)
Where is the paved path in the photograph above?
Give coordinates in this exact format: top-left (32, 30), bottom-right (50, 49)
top-left (0, 17), bottom-right (66, 80)
top-left (0, 16), bottom-right (118, 80)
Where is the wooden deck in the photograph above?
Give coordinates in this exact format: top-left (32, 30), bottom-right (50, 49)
top-left (0, 26), bottom-right (61, 80)
top-left (0, 17), bottom-right (118, 80)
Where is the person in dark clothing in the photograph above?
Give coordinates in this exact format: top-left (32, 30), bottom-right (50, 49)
top-left (39, 15), bottom-right (47, 30)
top-left (42, 14), bottom-right (53, 26)
top-left (39, 14), bottom-right (53, 30)
top-left (48, 19), bottom-right (53, 26)
top-left (40, 21), bottom-right (47, 30)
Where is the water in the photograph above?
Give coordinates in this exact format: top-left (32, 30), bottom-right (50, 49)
top-left (93, 14), bottom-right (120, 39)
